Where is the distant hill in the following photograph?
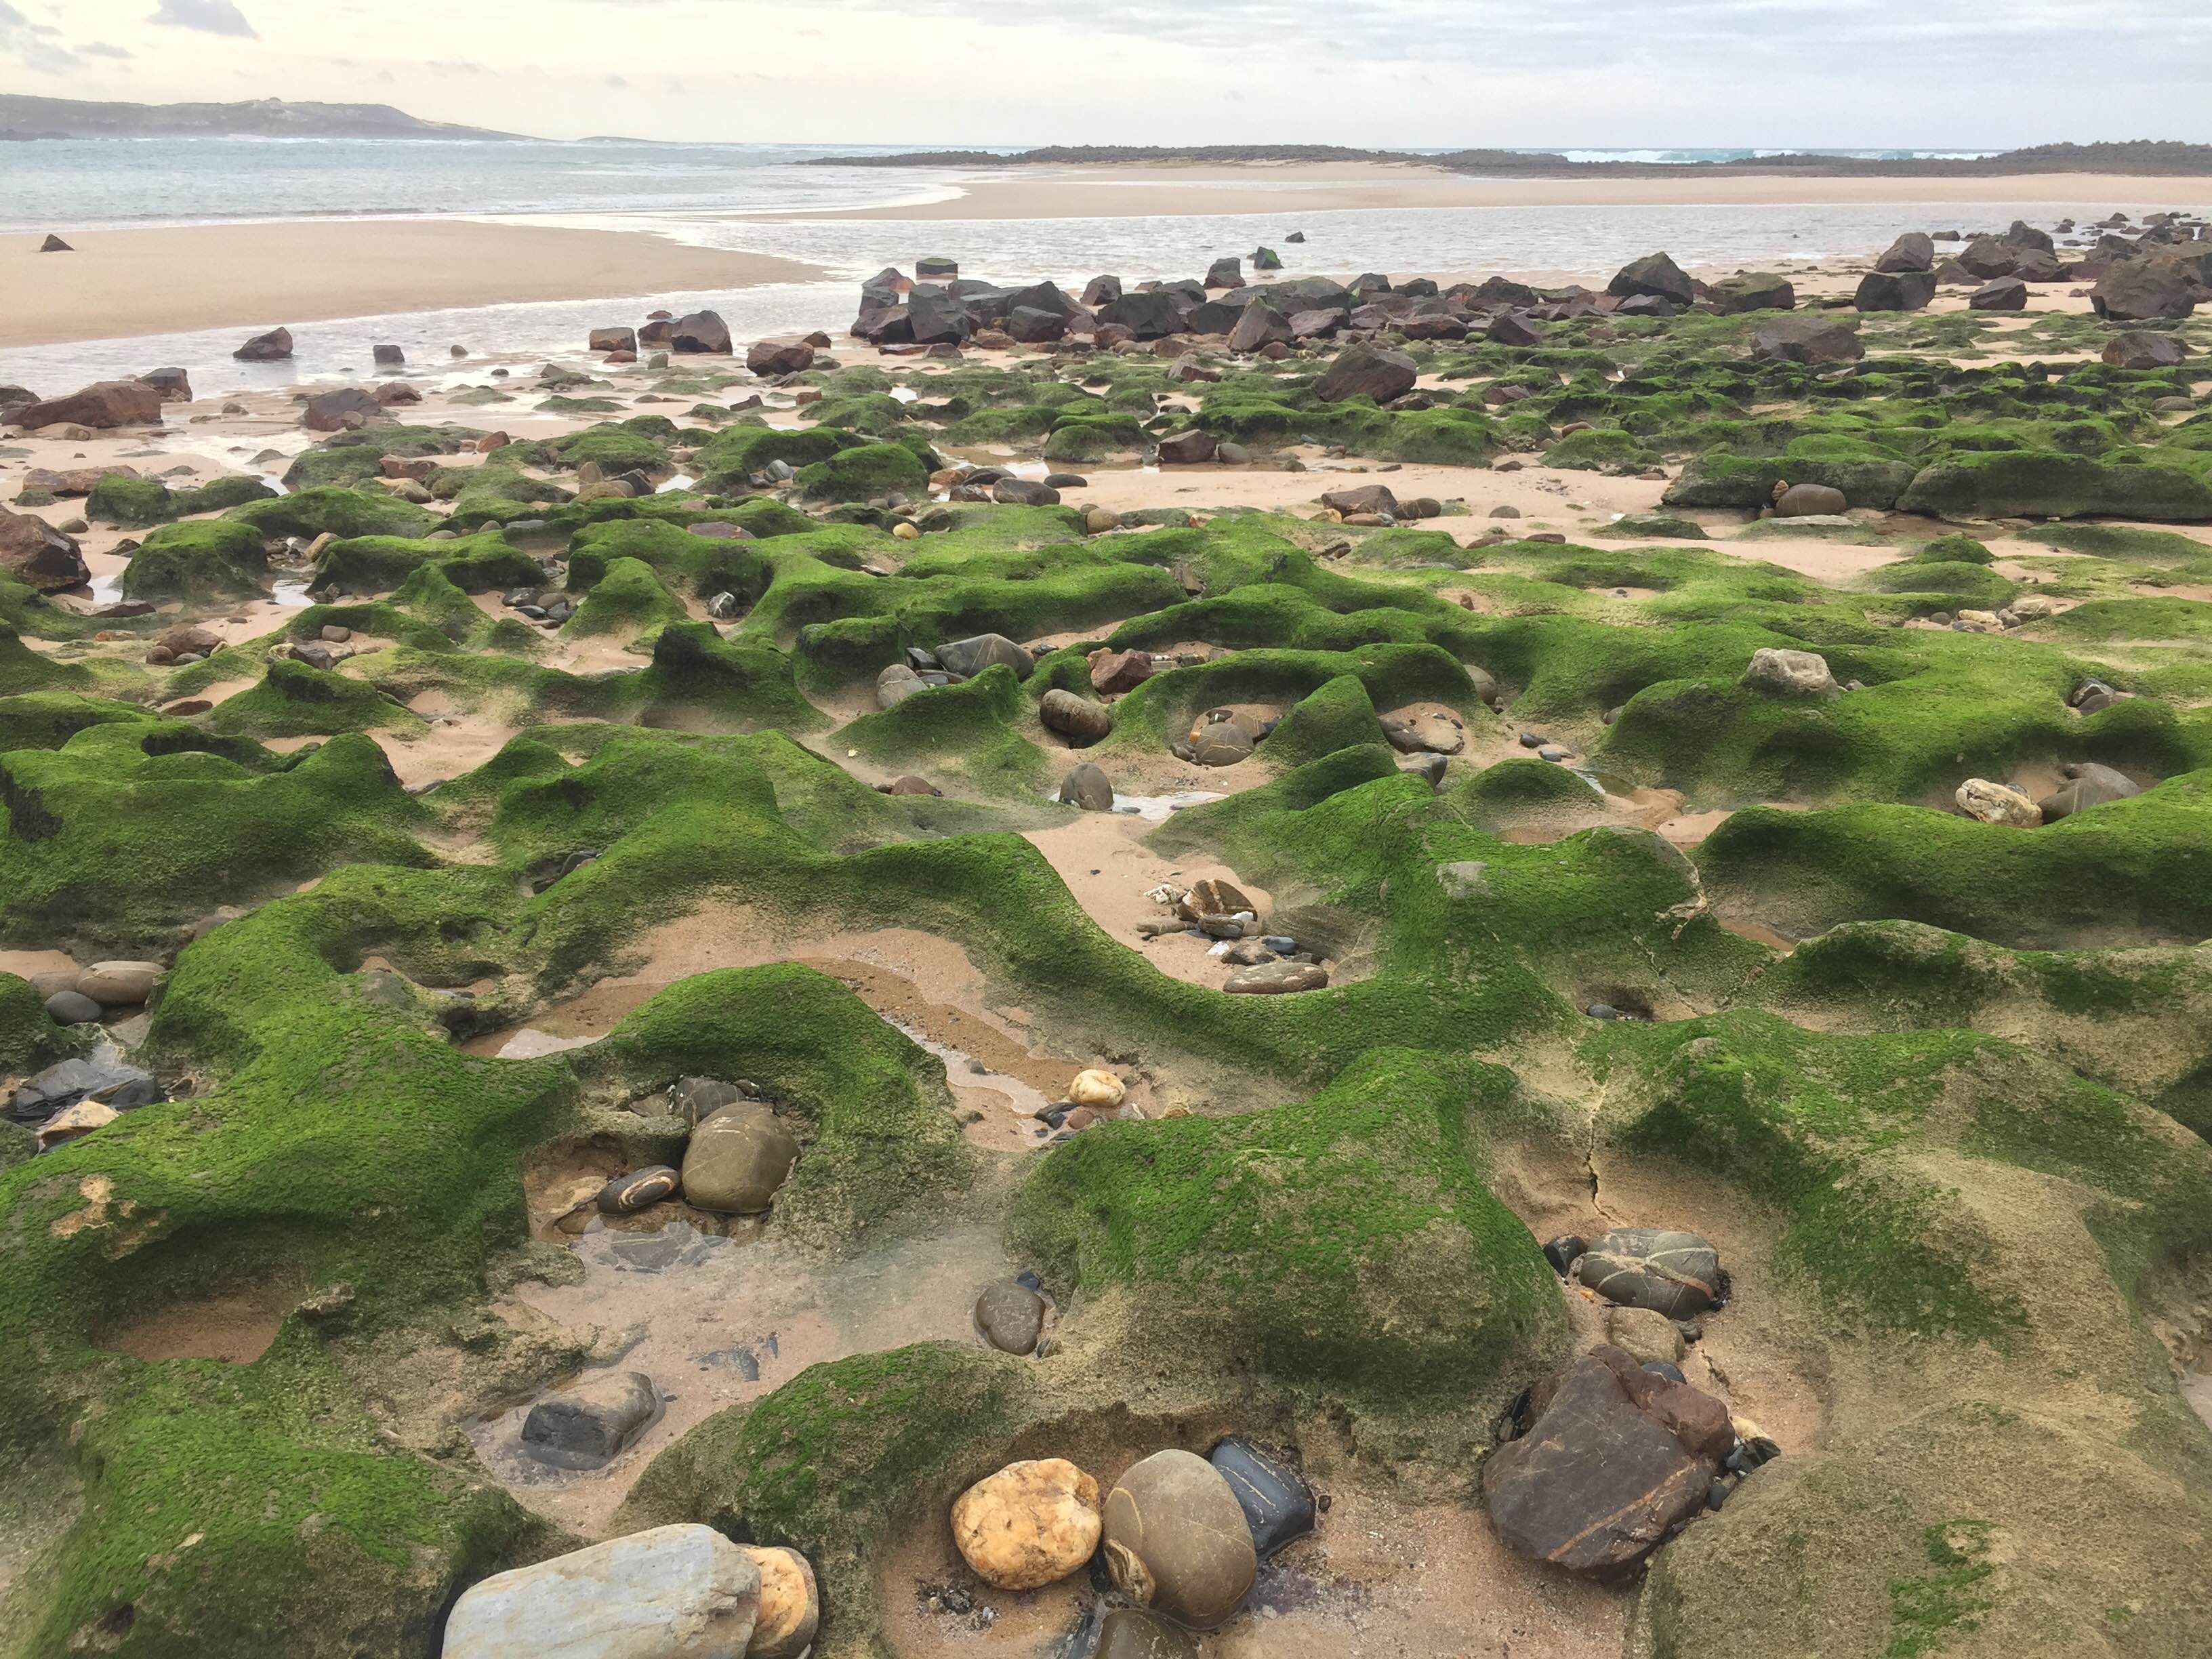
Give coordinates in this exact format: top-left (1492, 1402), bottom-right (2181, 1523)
top-left (813, 140), bottom-right (2212, 178)
top-left (0, 96), bottom-right (520, 142)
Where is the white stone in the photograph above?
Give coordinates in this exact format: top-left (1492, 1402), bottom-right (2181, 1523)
top-left (442, 1524), bottom-right (760, 1659)
top-left (1955, 778), bottom-right (2042, 828)
top-left (1739, 647), bottom-right (1838, 698)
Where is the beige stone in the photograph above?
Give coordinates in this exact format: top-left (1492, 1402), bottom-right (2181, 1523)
top-left (743, 1546), bottom-right (819, 1659)
top-left (1069, 1069), bottom-right (1126, 1110)
top-left (1607, 1305), bottom-right (1685, 1366)
top-left (1101, 1448), bottom-right (1256, 1630)
top-left (950, 1458), bottom-right (1102, 1591)
top-left (1955, 778), bottom-right (2042, 828)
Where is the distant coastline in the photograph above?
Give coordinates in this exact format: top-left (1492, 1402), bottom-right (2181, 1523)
top-left (813, 140), bottom-right (2212, 178)
top-left (0, 95), bottom-right (519, 143)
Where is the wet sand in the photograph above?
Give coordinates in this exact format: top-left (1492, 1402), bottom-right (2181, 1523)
top-left (0, 219), bottom-right (824, 349)
top-left (813, 163), bottom-right (2212, 222)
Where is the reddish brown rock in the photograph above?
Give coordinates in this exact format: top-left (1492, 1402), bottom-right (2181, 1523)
top-left (1089, 648), bottom-right (1154, 695)
top-left (0, 508), bottom-right (90, 591)
top-left (16, 380), bottom-right (163, 430)
top-left (747, 339), bottom-right (816, 376)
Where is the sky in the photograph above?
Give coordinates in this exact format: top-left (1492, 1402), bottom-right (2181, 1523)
top-left (3, 0), bottom-right (2212, 148)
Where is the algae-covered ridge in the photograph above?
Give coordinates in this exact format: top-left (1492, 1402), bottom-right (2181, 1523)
top-left (0, 263), bottom-right (2209, 1659)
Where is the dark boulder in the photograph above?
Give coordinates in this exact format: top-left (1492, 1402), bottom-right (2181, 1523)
top-left (1956, 237), bottom-right (2021, 279)
top-left (1708, 273), bottom-right (1795, 314)
top-left (1853, 270), bottom-right (1936, 312)
top-left (1483, 1345), bottom-right (1731, 1578)
top-left (1967, 277), bottom-right (2030, 312)
top-left (1204, 257), bottom-right (1244, 290)
top-left (1607, 251), bottom-right (1696, 306)
top-left (907, 286), bottom-right (975, 345)
top-left (39, 234), bottom-right (71, 253)
top-left (140, 367), bottom-right (193, 403)
top-left (1875, 232), bottom-right (1935, 273)
top-left (1208, 1438), bottom-right (1315, 1561)
top-left (2093, 260), bottom-right (2198, 322)
top-left (2102, 331), bottom-right (2187, 369)
top-left (1313, 343), bottom-right (1418, 405)
top-left (747, 339), bottom-right (816, 376)
top-left (16, 380), bottom-right (163, 430)
top-left (302, 388), bottom-right (385, 432)
top-left (233, 326), bottom-right (294, 362)
top-left (1097, 289), bottom-right (1186, 340)
top-left (670, 310), bottom-right (733, 354)
top-left (1748, 316), bottom-right (1864, 365)
top-left (0, 508), bottom-right (91, 592)
top-left (1227, 303), bottom-right (1292, 352)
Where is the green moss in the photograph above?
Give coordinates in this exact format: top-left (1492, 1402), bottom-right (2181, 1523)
top-left (120, 520), bottom-right (270, 602)
top-left (796, 443), bottom-right (929, 504)
top-left (228, 489), bottom-right (438, 542)
top-left (1010, 1048), bottom-right (1566, 1407)
top-left (312, 529), bottom-right (540, 598)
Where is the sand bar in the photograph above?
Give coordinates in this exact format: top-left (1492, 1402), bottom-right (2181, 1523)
top-left (808, 161), bottom-right (2212, 220)
top-left (0, 218), bottom-right (823, 349)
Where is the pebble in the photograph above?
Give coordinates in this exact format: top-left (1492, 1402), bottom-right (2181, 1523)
top-left (1209, 1436), bottom-right (1317, 1560)
top-left (951, 1459), bottom-right (1102, 1590)
top-left (680, 1102), bottom-right (800, 1215)
top-left (596, 1166), bottom-right (682, 1215)
top-left (975, 1279), bottom-right (1048, 1355)
top-left (1101, 1449), bottom-right (1257, 1631)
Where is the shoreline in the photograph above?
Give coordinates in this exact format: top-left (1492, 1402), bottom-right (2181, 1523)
top-left (0, 218), bottom-right (824, 350)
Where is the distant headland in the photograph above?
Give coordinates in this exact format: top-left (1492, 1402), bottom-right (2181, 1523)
top-left (0, 95), bottom-right (520, 142)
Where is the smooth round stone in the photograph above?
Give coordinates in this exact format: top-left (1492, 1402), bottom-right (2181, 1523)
top-left (77, 960), bottom-right (163, 1006)
top-left (668, 1075), bottom-right (745, 1124)
top-left (597, 1165), bottom-right (681, 1215)
top-left (951, 1458), bottom-right (1101, 1590)
top-left (681, 1102), bottom-right (800, 1215)
top-left (744, 1545), bottom-right (819, 1659)
top-left (43, 990), bottom-right (102, 1025)
top-left (1101, 1449), bottom-right (1257, 1630)
top-left (1059, 762), bottom-right (1115, 812)
top-left (1580, 1226), bottom-right (1722, 1318)
top-left (1190, 725), bottom-right (1253, 766)
top-left (975, 1279), bottom-right (1048, 1355)
top-left (1607, 1305), bottom-right (1686, 1366)
top-left (1094, 1606), bottom-right (1199, 1659)
top-left (1542, 1233), bottom-right (1586, 1274)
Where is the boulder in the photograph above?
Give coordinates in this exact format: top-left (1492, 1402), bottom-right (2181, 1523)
top-left (2036, 761), bottom-right (2140, 822)
top-left (951, 1459), bottom-right (1102, 1590)
top-left (303, 388), bottom-right (385, 432)
top-left (974, 1279), bottom-right (1048, 1355)
top-left (1748, 316), bottom-right (1863, 365)
top-left (876, 664), bottom-right (926, 710)
top-left (1040, 689), bottom-right (1113, 742)
top-left (1157, 429), bottom-right (1217, 465)
top-left (233, 327), bottom-right (294, 362)
top-left (1967, 276), bottom-right (2030, 311)
top-left (2093, 260), bottom-right (2197, 323)
top-left (886, 775), bottom-right (941, 797)
top-left (520, 1370), bottom-right (659, 1469)
top-left (1956, 237), bottom-right (2022, 280)
top-left (1313, 344), bottom-right (1418, 405)
top-left (1224, 961), bottom-right (1327, 994)
top-left (935, 634), bottom-right (1033, 680)
top-left (680, 1102), bottom-right (800, 1214)
top-left (1097, 289), bottom-right (1186, 340)
top-left (1208, 1437), bottom-right (1315, 1561)
top-left (1955, 778), bottom-right (2042, 828)
top-left (2104, 331), bottom-right (2188, 369)
top-left (743, 1547), bottom-right (819, 1659)
top-left (7, 1054), bottom-right (161, 1124)
top-left (76, 960), bottom-right (163, 1006)
top-left (39, 234), bottom-right (72, 253)
top-left (1004, 306), bottom-right (1069, 344)
top-left (37, 1099), bottom-right (117, 1149)
top-left (1227, 302), bottom-right (1292, 352)
top-left (670, 310), bottom-right (733, 354)
top-left (441, 1524), bottom-right (760, 1659)
top-left (991, 478), bottom-right (1060, 506)
top-left (1608, 251), bottom-right (1696, 306)
top-left (907, 285), bottom-right (975, 345)
top-left (0, 508), bottom-right (90, 591)
top-left (747, 339), bottom-right (815, 376)
top-left (1189, 724), bottom-right (1254, 766)
top-left (1708, 274), bottom-right (1795, 314)
top-left (916, 256), bottom-right (959, 279)
top-left (371, 344), bottom-right (405, 367)
top-left (43, 991), bottom-right (102, 1027)
top-left (1607, 1305), bottom-right (1686, 1366)
top-left (588, 327), bottom-right (638, 354)
top-left (1482, 1345), bottom-right (1729, 1578)
top-left (1578, 1227), bottom-right (1723, 1317)
top-left (16, 380), bottom-right (163, 430)
top-left (1058, 762), bottom-right (1115, 811)
top-left (1319, 483), bottom-right (1400, 520)
top-left (1773, 482), bottom-right (1848, 517)
top-left (140, 367), bottom-right (193, 403)
top-left (1875, 232), bottom-right (1936, 273)
top-left (1101, 1449), bottom-right (1256, 1630)
top-left (1090, 648), bottom-right (1153, 695)
top-left (1854, 270), bottom-right (1936, 312)
top-left (1740, 647), bottom-right (1838, 698)
top-left (2005, 218), bottom-right (2055, 253)
top-left (1205, 256), bottom-right (1244, 290)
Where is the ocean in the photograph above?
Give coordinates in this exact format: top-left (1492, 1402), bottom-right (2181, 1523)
top-left (0, 138), bottom-right (2196, 396)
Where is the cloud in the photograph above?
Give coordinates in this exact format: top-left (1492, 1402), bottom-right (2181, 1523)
top-left (0, 0), bottom-right (79, 69)
top-left (80, 41), bottom-right (135, 58)
top-left (146, 0), bottom-right (259, 38)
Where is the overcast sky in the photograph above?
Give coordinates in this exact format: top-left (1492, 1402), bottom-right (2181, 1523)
top-left (5, 0), bottom-right (2211, 147)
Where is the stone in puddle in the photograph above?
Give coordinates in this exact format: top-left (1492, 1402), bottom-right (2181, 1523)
top-left (951, 1458), bottom-right (1102, 1590)
top-left (441, 1523), bottom-right (760, 1658)
top-left (43, 990), bottom-right (102, 1025)
top-left (1209, 1436), bottom-right (1316, 1560)
top-left (1483, 1344), bottom-right (1730, 1578)
top-left (1059, 762), bottom-right (1115, 811)
top-left (1225, 961), bottom-right (1328, 996)
top-left (682, 1103), bottom-right (800, 1215)
top-left (520, 1370), bottom-right (659, 1469)
top-left (743, 1545), bottom-right (819, 1659)
top-left (1094, 1607), bottom-right (1200, 1659)
top-left (1102, 1448), bottom-right (1256, 1630)
top-left (598, 1166), bottom-right (682, 1215)
top-left (975, 1279), bottom-right (1048, 1355)
top-left (1578, 1226), bottom-right (1722, 1318)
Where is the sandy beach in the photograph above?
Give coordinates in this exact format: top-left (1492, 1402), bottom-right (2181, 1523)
top-left (813, 161), bottom-right (2212, 220)
top-left (0, 218), bottom-right (823, 349)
